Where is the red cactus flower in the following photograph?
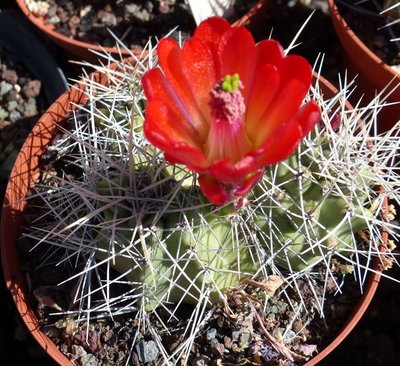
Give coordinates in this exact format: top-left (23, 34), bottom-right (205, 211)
top-left (142, 17), bottom-right (321, 205)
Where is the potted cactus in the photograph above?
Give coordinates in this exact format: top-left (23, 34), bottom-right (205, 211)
top-left (2, 17), bottom-right (400, 366)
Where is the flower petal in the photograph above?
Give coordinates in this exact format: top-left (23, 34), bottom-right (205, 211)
top-left (249, 118), bottom-right (303, 167)
top-left (233, 170), bottom-right (264, 197)
top-left (245, 63), bottom-right (280, 141)
top-left (254, 79), bottom-right (308, 147)
top-left (181, 37), bottom-right (218, 124)
top-left (163, 144), bottom-right (209, 170)
top-left (143, 68), bottom-right (202, 143)
top-left (192, 17), bottom-right (231, 75)
top-left (253, 101), bottom-right (320, 166)
top-left (144, 98), bottom-right (198, 146)
top-left (278, 55), bottom-right (312, 89)
top-left (219, 27), bottom-right (256, 101)
top-left (157, 37), bottom-right (208, 139)
top-left (296, 100), bottom-right (321, 136)
top-left (255, 39), bottom-right (284, 68)
top-left (144, 100), bottom-right (209, 169)
top-left (198, 174), bottom-right (230, 205)
top-left (208, 157), bottom-right (258, 184)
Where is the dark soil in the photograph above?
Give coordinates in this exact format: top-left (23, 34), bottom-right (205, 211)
top-left (23, 0), bottom-right (257, 50)
top-left (29, 0), bottom-right (196, 49)
top-left (336, 0), bottom-right (400, 66)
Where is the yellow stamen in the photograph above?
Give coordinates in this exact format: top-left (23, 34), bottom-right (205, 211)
top-left (221, 73), bottom-right (240, 92)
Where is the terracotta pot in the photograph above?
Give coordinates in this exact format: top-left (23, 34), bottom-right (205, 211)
top-left (15, 0), bottom-right (269, 64)
top-left (327, 0), bottom-right (400, 133)
top-left (1, 67), bottom-right (383, 365)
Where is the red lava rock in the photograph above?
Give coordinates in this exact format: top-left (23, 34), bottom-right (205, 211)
top-left (22, 80), bottom-right (41, 98)
top-left (101, 329), bottom-right (117, 345)
top-left (1, 69), bottom-right (18, 84)
top-left (87, 330), bottom-right (102, 355)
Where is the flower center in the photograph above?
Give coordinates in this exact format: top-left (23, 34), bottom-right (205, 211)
top-left (209, 74), bottom-right (245, 125)
top-left (205, 74), bottom-right (252, 163)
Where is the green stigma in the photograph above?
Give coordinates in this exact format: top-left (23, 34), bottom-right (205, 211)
top-left (221, 73), bottom-right (240, 92)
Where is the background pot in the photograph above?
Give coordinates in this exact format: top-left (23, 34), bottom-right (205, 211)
top-left (0, 6), bottom-right (69, 204)
top-left (327, 0), bottom-right (400, 133)
top-left (15, 0), bottom-right (268, 64)
top-left (0, 8), bottom-right (69, 365)
top-left (1, 61), bottom-right (383, 365)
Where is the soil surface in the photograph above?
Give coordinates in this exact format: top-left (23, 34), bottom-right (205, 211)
top-left (23, 0), bottom-right (257, 49)
top-left (1, 0), bottom-right (400, 365)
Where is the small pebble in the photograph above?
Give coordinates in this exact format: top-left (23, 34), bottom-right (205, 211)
top-left (13, 84), bottom-right (21, 93)
top-left (0, 106), bottom-right (9, 120)
top-left (67, 15), bottom-right (81, 36)
top-left (23, 98), bottom-right (38, 117)
top-left (101, 12), bottom-right (118, 27)
top-left (125, 4), bottom-right (141, 14)
top-left (206, 327), bottom-right (217, 342)
top-left (80, 353), bottom-right (99, 366)
top-left (0, 81), bottom-right (12, 96)
top-left (22, 80), bottom-right (41, 98)
top-left (9, 110), bottom-right (21, 122)
top-left (144, 1), bottom-right (154, 13)
top-left (7, 100), bottom-right (18, 112)
top-left (71, 344), bottom-right (87, 358)
top-left (47, 4), bottom-right (57, 18)
top-left (80, 5), bottom-right (93, 18)
top-left (6, 89), bottom-right (20, 102)
top-left (209, 338), bottom-right (224, 356)
top-left (135, 340), bottom-right (159, 363)
top-left (191, 356), bottom-right (211, 366)
top-left (283, 329), bottom-right (296, 343)
top-left (47, 15), bottom-right (61, 25)
top-left (1, 69), bottom-right (18, 84)
top-left (56, 7), bottom-right (69, 23)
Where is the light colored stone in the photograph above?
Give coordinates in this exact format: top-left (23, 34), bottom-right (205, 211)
top-left (0, 81), bottom-right (12, 96)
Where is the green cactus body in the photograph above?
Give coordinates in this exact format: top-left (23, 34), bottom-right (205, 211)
top-left (93, 124), bottom-right (377, 308)
top-left (255, 135), bottom-right (374, 271)
top-left (69, 84), bottom-right (378, 315)
top-left (95, 171), bottom-right (258, 311)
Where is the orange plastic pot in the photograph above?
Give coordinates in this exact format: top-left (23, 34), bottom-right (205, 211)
top-left (16, 0), bottom-right (269, 64)
top-left (328, 0), bottom-right (400, 133)
top-left (1, 68), bottom-right (383, 365)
